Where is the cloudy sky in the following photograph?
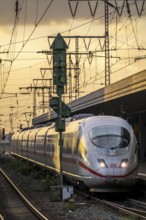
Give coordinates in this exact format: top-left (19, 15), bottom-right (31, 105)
top-left (0, 0), bottom-right (146, 132)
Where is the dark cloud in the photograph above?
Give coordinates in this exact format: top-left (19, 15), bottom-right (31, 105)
top-left (0, 0), bottom-right (105, 26)
top-left (0, 0), bottom-right (79, 25)
top-left (0, 0), bottom-right (65, 25)
top-left (0, 0), bottom-right (145, 26)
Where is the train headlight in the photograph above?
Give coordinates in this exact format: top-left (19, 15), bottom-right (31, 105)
top-left (120, 159), bottom-right (128, 168)
top-left (97, 159), bottom-right (107, 168)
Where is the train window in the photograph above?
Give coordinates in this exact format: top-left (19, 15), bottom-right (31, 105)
top-left (46, 134), bottom-right (58, 153)
top-left (63, 132), bottom-right (75, 154)
top-left (89, 125), bottom-right (130, 149)
top-left (78, 142), bottom-right (87, 160)
top-left (36, 135), bottom-right (45, 150)
top-left (76, 126), bottom-right (82, 151)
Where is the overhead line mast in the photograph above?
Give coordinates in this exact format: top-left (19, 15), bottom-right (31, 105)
top-left (104, 0), bottom-right (110, 85)
top-left (47, 35), bottom-right (105, 100)
top-left (68, 0), bottom-right (111, 86)
top-left (68, 0), bottom-right (146, 88)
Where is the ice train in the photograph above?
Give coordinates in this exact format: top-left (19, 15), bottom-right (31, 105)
top-left (11, 114), bottom-right (139, 192)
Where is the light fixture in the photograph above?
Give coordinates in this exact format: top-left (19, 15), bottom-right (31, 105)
top-left (97, 159), bottom-right (107, 168)
top-left (120, 159), bottom-right (128, 168)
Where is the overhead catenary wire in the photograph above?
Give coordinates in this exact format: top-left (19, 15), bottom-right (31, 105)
top-left (0, 0), bottom-right (21, 99)
top-left (78, 9), bottom-right (145, 88)
top-left (23, 0), bottom-right (28, 44)
top-left (0, 0), bottom-right (54, 99)
top-left (77, 2), bottom-right (145, 87)
top-left (0, 0), bottom-right (146, 131)
top-left (13, 0), bottom-right (54, 61)
top-left (0, 1), bottom-right (145, 50)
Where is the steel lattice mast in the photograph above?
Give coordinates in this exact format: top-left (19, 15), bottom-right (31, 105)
top-left (104, 0), bottom-right (110, 85)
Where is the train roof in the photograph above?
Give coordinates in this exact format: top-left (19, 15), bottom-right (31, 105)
top-left (69, 113), bottom-right (94, 121)
top-left (13, 114), bottom-right (132, 136)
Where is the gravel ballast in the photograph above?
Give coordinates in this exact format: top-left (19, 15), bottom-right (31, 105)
top-left (0, 155), bottom-right (129, 220)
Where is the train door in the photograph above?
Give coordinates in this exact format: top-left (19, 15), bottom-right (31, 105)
top-left (73, 130), bottom-right (78, 164)
top-left (33, 128), bottom-right (41, 162)
top-left (43, 127), bottom-right (51, 165)
top-left (74, 125), bottom-right (82, 175)
top-left (17, 132), bottom-right (24, 155)
top-left (22, 131), bottom-right (29, 158)
top-left (62, 126), bottom-right (80, 176)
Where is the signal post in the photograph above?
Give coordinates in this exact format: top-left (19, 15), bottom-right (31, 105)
top-left (50, 33), bottom-right (71, 200)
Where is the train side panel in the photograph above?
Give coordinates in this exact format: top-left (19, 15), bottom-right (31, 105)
top-left (11, 115), bottom-right (139, 191)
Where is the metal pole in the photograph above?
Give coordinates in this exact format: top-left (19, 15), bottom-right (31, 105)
top-left (105, 0), bottom-right (110, 85)
top-left (58, 90), bottom-right (63, 188)
top-left (50, 33), bottom-right (70, 200)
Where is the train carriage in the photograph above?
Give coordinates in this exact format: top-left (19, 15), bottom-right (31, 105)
top-left (11, 115), bottom-right (139, 192)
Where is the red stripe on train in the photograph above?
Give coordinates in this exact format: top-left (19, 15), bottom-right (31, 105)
top-left (16, 150), bottom-right (138, 179)
top-left (79, 161), bottom-right (138, 179)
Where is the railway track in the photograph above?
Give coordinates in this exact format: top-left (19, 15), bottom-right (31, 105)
top-left (0, 168), bottom-right (48, 220)
top-left (1, 155), bottom-right (146, 220)
top-left (104, 198), bottom-right (146, 220)
top-left (0, 215), bottom-right (4, 220)
top-left (75, 189), bottom-right (146, 220)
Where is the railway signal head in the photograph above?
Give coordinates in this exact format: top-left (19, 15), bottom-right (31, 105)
top-left (50, 97), bottom-right (71, 118)
top-left (51, 33), bottom-right (68, 95)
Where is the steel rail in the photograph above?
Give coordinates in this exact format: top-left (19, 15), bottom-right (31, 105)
top-left (75, 189), bottom-right (146, 219)
top-left (104, 200), bottom-right (146, 219)
top-left (0, 168), bottom-right (48, 220)
top-left (0, 214), bottom-right (4, 220)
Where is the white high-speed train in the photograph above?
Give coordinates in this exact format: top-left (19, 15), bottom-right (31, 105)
top-left (11, 114), bottom-right (139, 192)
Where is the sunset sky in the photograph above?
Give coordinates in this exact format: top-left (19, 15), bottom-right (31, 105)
top-left (0, 0), bottom-right (146, 132)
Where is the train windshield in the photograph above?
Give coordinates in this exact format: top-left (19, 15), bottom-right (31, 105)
top-left (89, 125), bottom-right (130, 149)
